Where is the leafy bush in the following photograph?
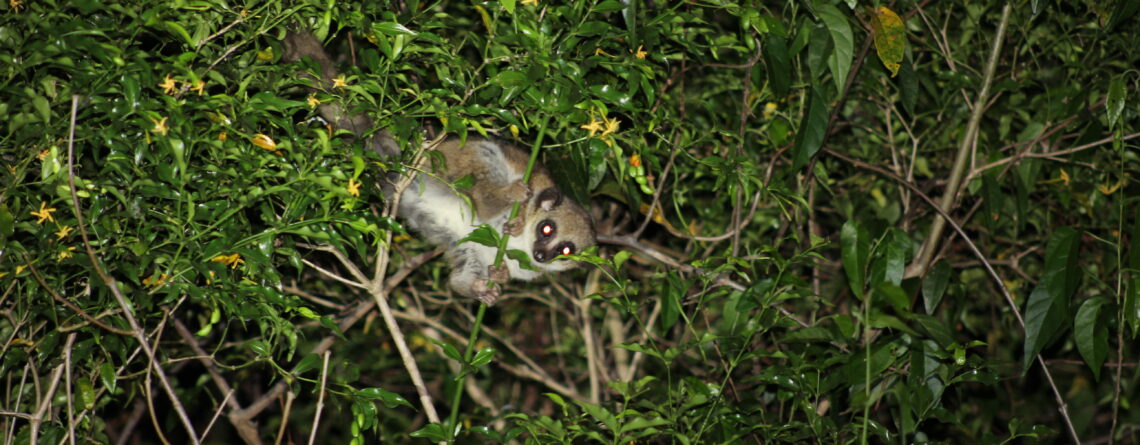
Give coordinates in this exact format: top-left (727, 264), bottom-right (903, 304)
top-left (1, 0), bottom-right (1137, 443)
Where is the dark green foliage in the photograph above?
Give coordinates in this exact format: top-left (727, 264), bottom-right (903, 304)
top-left (1, 0), bottom-right (1137, 444)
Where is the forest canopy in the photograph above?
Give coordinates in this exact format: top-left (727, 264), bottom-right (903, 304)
top-left (0, 0), bottom-right (1137, 443)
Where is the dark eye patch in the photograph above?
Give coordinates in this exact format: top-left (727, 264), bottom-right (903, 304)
top-left (538, 220), bottom-right (555, 238)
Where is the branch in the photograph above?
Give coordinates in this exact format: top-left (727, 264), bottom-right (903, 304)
top-left (913, 4), bottom-right (1012, 276)
top-left (65, 95), bottom-right (201, 444)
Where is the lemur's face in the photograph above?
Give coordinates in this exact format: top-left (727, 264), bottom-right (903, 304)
top-left (527, 187), bottom-right (594, 271)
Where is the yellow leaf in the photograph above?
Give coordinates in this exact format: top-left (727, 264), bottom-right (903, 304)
top-left (251, 134), bottom-right (277, 151)
top-left (870, 6), bottom-right (905, 77)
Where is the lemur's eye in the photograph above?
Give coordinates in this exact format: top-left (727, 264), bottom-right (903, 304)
top-left (538, 220), bottom-right (556, 238)
top-left (559, 243), bottom-right (575, 256)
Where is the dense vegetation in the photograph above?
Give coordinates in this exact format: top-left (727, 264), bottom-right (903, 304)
top-left (1, 0), bottom-right (1137, 443)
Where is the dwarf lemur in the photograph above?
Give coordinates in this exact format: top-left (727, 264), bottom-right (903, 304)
top-left (282, 31), bottom-right (595, 304)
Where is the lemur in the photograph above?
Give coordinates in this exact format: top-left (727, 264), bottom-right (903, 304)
top-left (282, 31), bottom-right (595, 304)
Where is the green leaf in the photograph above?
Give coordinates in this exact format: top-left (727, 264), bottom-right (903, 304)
top-left (1126, 279), bottom-right (1140, 339)
top-left (577, 401), bottom-right (619, 432)
top-left (410, 423), bottom-right (447, 442)
top-left (816, 3), bottom-right (853, 93)
top-left (372, 22), bottom-right (417, 37)
top-left (163, 21), bottom-right (195, 47)
top-left (357, 387), bottom-right (413, 409)
top-left (922, 260), bottom-right (951, 314)
top-left (762, 34), bottom-right (791, 97)
top-left (1074, 297), bottom-right (1109, 380)
top-left (1107, 77), bottom-right (1126, 128)
top-left (457, 225), bottom-right (500, 248)
top-left (1022, 227), bottom-right (1081, 373)
top-left (792, 87), bottom-right (829, 170)
top-left (429, 338), bottom-right (464, 362)
top-left (32, 95), bottom-right (50, 124)
top-left (470, 347), bottom-right (496, 366)
top-left (841, 220), bottom-right (870, 300)
top-left (0, 203), bottom-right (13, 238)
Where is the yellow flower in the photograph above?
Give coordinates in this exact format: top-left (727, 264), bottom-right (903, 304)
top-left (521, 0), bottom-right (537, 5)
top-left (143, 273), bottom-right (168, 287)
top-left (629, 154), bottom-right (641, 167)
top-left (594, 48), bottom-right (614, 57)
top-left (580, 118), bottom-right (604, 136)
top-left (307, 93), bottom-right (321, 109)
top-left (347, 178), bottom-right (361, 197)
top-left (332, 74), bottom-right (348, 88)
top-left (1098, 179), bottom-right (1124, 195)
top-left (151, 116), bottom-right (169, 136)
top-left (1059, 169), bottom-right (1070, 186)
top-left (192, 79), bottom-right (205, 96)
top-left (10, 0), bottom-right (22, 13)
top-left (14, 264), bottom-right (26, 275)
top-left (600, 114), bottom-right (620, 138)
top-left (211, 253), bottom-right (245, 269)
top-left (158, 74), bottom-right (177, 95)
top-left (631, 45), bottom-right (647, 59)
top-left (251, 133), bottom-right (277, 151)
top-left (763, 102), bottom-right (778, 119)
top-left (58, 246), bottom-right (75, 261)
top-left (30, 202), bottom-right (56, 224)
top-left (218, 132), bottom-right (228, 141)
top-left (36, 149), bottom-right (49, 160)
top-left (55, 225), bottom-right (73, 239)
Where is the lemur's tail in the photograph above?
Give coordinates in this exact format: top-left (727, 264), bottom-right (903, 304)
top-left (282, 31), bottom-right (400, 157)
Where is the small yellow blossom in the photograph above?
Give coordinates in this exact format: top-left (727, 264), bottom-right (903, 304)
top-left (58, 246), bottom-right (76, 261)
top-left (251, 133), bottom-right (277, 151)
top-left (1039, 169), bottom-right (1071, 187)
top-left (10, 0), bottom-right (23, 13)
top-left (629, 153), bottom-right (641, 167)
top-left (211, 253), bottom-right (245, 269)
top-left (192, 79), bottom-right (206, 96)
top-left (763, 102), bottom-right (778, 119)
top-left (143, 272), bottom-right (169, 287)
top-left (332, 74), bottom-right (348, 88)
top-left (521, 0), bottom-right (537, 5)
top-left (151, 116), bottom-right (169, 136)
top-left (1098, 179), bottom-right (1124, 195)
top-left (601, 115), bottom-right (620, 138)
top-left (594, 48), bottom-right (614, 57)
top-left (36, 149), bottom-right (50, 160)
top-left (307, 93), bottom-right (321, 109)
top-left (632, 45), bottom-right (647, 59)
top-left (14, 264), bottom-right (26, 275)
top-left (580, 118), bottom-right (604, 136)
top-left (240, 8), bottom-right (249, 17)
top-left (55, 225), bottom-right (73, 239)
top-left (158, 74), bottom-right (177, 95)
top-left (218, 132), bottom-right (228, 141)
top-left (31, 202), bottom-right (56, 224)
top-left (256, 47), bottom-right (275, 61)
top-left (347, 178), bottom-right (361, 197)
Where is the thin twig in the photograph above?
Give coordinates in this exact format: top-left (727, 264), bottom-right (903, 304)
top-left (274, 391), bottom-right (296, 445)
top-left (65, 95), bottom-right (201, 444)
top-left (307, 351), bottom-right (331, 445)
top-left (64, 331), bottom-right (76, 445)
top-left (29, 334), bottom-right (75, 445)
top-left (22, 256), bottom-right (133, 336)
top-left (201, 390), bottom-right (235, 441)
